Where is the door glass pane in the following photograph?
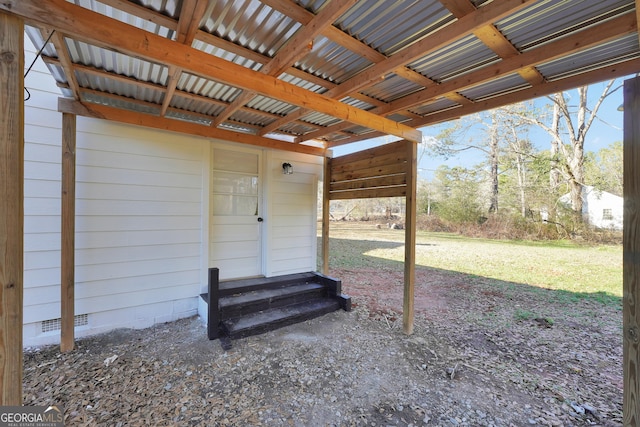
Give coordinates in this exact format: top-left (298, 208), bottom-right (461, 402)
top-left (212, 149), bottom-right (259, 216)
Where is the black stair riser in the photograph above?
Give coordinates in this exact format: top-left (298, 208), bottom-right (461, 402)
top-left (219, 273), bottom-right (318, 297)
top-left (221, 300), bottom-right (340, 340)
top-left (220, 287), bottom-right (326, 319)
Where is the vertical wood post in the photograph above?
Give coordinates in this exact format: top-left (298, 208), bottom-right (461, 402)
top-left (0, 10), bottom-right (24, 405)
top-left (322, 156), bottom-right (331, 275)
top-left (61, 113), bottom-right (76, 352)
top-left (207, 268), bottom-right (220, 340)
top-left (403, 140), bottom-right (417, 335)
top-left (624, 75), bottom-right (640, 426)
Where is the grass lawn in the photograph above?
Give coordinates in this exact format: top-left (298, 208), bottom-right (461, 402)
top-left (323, 222), bottom-right (622, 305)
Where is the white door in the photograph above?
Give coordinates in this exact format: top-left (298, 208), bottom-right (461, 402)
top-left (210, 147), bottom-right (263, 279)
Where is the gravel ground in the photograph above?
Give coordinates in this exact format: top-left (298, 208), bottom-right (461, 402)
top-left (24, 267), bottom-right (622, 426)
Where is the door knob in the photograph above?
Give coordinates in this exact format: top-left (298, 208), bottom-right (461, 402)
top-left (257, 217), bottom-right (264, 222)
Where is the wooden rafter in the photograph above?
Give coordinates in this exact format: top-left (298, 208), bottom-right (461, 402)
top-left (46, 30), bottom-right (81, 99)
top-left (160, 0), bottom-right (209, 117)
top-left (443, 0), bottom-right (546, 86)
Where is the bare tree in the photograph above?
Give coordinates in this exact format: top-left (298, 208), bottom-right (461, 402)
top-left (522, 81), bottom-right (619, 215)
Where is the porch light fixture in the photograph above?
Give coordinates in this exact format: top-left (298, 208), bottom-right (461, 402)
top-left (282, 162), bottom-right (293, 175)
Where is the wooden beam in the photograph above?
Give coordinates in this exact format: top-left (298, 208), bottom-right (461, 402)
top-left (624, 75), bottom-right (640, 426)
top-left (0, 10), bottom-right (24, 405)
top-left (329, 186), bottom-right (407, 200)
top-left (48, 30), bottom-right (82, 99)
top-left (412, 57), bottom-right (640, 128)
top-left (58, 98), bottom-right (327, 156)
top-left (60, 113), bottom-right (76, 353)
top-left (322, 157), bottom-right (331, 275)
top-left (4, 0), bottom-right (422, 143)
top-left (403, 140), bottom-right (417, 335)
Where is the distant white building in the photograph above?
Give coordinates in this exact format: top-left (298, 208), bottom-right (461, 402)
top-left (559, 186), bottom-right (623, 230)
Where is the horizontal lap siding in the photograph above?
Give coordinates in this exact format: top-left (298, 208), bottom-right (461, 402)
top-left (267, 152), bottom-right (322, 276)
top-left (23, 38), bottom-right (206, 345)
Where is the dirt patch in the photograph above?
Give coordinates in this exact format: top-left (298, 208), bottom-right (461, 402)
top-left (24, 267), bottom-right (621, 426)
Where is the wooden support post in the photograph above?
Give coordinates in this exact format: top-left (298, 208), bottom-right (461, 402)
top-left (0, 10), bottom-right (24, 405)
top-left (624, 75), bottom-right (640, 425)
top-left (61, 113), bottom-right (76, 352)
top-left (403, 140), bottom-right (417, 335)
top-left (322, 156), bottom-right (331, 275)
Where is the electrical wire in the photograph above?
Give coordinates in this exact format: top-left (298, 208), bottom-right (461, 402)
top-left (24, 29), bottom-right (56, 101)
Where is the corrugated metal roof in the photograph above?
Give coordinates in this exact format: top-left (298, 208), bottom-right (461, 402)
top-left (245, 95), bottom-right (298, 117)
top-left (361, 74), bottom-right (423, 103)
top-left (409, 35), bottom-right (500, 83)
top-left (460, 73), bottom-right (530, 101)
top-left (202, 0), bottom-right (299, 57)
top-left (19, 0), bottom-right (640, 150)
top-left (538, 34), bottom-right (640, 81)
top-left (411, 97), bottom-right (460, 116)
top-left (496, 0), bottom-right (635, 51)
top-left (334, 0), bottom-right (453, 56)
top-left (295, 36), bottom-right (372, 84)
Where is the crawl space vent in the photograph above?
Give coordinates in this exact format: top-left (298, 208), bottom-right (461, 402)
top-left (41, 314), bottom-right (89, 333)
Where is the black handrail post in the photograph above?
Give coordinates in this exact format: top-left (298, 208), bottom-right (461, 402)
top-left (207, 267), bottom-right (220, 340)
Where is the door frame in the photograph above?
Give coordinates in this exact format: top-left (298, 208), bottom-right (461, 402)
top-left (208, 143), bottom-right (265, 280)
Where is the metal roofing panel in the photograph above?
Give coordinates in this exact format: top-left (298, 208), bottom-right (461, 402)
top-left (229, 109), bottom-right (276, 128)
top-left (296, 36), bottom-right (373, 84)
top-left (177, 73), bottom-right (241, 103)
top-left (334, 0), bottom-right (453, 56)
top-left (165, 110), bottom-right (212, 126)
top-left (75, 71), bottom-right (165, 105)
top-left (361, 74), bottom-right (423, 103)
top-left (201, 0), bottom-right (300, 57)
top-left (410, 97), bottom-right (460, 116)
top-left (65, 40), bottom-right (168, 84)
top-left (459, 73), bottom-right (530, 101)
top-left (81, 92), bottom-right (160, 115)
top-left (279, 73), bottom-right (327, 93)
top-left (409, 34), bottom-right (500, 83)
top-left (340, 96), bottom-right (375, 111)
top-left (169, 94), bottom-right (226, 118)
top-left (191, 40), bottom-right (263, 71)
top-left (537, 34), bottom-right (640, 81)
top-left (24, 26), bottom-right (58, 58)
top-left (301, 111), bottom-right (342, 127)
top-left (496, 0), bottom-right (635, 51)
top-left (245, 95), bottom-right (298, 117)
top-left (70, 0), bottom-right (176, 40)
top-left (278, 121), bottom-right (320, 137)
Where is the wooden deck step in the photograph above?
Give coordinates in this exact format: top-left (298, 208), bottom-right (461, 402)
top-left (221, 298), bottom-right (340, 340)
top-left (219, 272), bottom-right (317, 296)
top-left (219, 282), bottom-right (325, 318)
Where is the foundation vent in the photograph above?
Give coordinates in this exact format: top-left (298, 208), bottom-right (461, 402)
top-left (41, 314), bottom-right (89, 333)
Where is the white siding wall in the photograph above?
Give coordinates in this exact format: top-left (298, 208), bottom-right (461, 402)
top-left (23, 36), bottom-right (324, 347)
top-left (264, 150), bottom-right (322, 277)
top-left (23, 38), bottom-right (207, 347)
